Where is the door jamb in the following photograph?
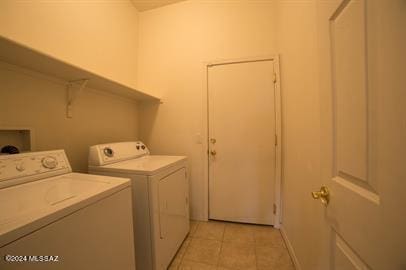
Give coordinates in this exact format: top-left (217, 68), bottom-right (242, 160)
top-left (201, 55), bottom-right (282, 228)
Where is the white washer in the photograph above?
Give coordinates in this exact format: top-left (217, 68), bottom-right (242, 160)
top-left (88, 141), bottom-right (189, 270)
top-left (0, 150), bottom-right (136, 270)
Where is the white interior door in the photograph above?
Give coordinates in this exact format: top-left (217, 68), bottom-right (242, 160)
top-left (317, 0), bottom-right (406, 269)
top-left (208, 60), bottom-right (277, 225)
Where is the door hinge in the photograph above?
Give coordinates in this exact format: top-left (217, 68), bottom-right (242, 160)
top-left (273, 203), bottom-right (277, 215)
top-left (273, 72), bottom-right (277, 83)
top-left (275, 134), bottom-right (278, 146)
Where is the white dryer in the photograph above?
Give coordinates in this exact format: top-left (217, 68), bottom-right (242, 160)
top-left (88, 141), bottom-right (189, 270)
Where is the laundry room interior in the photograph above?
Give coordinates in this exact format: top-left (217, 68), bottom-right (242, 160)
top-left (0, 1), bottom-right (404, 270)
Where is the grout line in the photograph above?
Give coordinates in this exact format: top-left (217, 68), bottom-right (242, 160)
top-left (217, 237), bottom-right (224, 267)
top-left (254, 229), bottom-right (259, 270)
top-left (219, 224), bottom-right (226, 268)
top-left (215, 222), bottom-right (227, 268)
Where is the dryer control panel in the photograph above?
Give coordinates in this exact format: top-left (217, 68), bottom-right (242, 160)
top-left (0, 150), bottom-right (72, 189)
top-left (88, 141), bottom-right (150, 166)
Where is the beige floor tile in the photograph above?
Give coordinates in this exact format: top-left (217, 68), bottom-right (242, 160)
top-left (223, 223), bottom-right (255, 243)
top-left (172, 221), bottom-right (293, 270)
top-left (183, 238), bottom-right (222, 265)
top-left (218, 241), bottom-right (256, 270)
top-left (190, 220), bottom-right (199, 236)
top-left (253, 225), bottom-right (285, 247)
top-left (256, 245), bottom-right (295, 270)
top-left (179, 260), bottom-right (217, 270)
top-left (193, 221), bottom-right (225, 241)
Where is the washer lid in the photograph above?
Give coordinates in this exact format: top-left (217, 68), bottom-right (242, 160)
top-left (89, 155), bottom-right (187, 176)
top-left (0, 172), bottom-right (130, 247)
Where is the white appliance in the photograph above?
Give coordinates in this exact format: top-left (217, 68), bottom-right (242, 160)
top-left (0, 150), bottom-right (136, 270)
top-left (88, 141), bottom-right (189, 270)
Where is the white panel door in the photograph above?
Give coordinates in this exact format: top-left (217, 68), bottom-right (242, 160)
top-left (317, 0), bottom-right (406, 269)
top-left (208, 60), bottom-right (276, 225)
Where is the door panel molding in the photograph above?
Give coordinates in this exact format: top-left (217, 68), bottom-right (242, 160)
top-left (332, 231), bottom-right (371, 270)
top-left (329, 0), bottom-right (379, 201)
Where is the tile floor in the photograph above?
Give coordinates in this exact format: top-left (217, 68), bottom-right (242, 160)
top-left (169, 220), bottom-right (295, 270)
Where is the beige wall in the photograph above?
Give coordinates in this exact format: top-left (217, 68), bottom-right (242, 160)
top-left (137, 0), bottom-right (323, 269)
top-left (0, 62), bottom-right (139, 172)
top-left (0, 0), bottom-right (139, 89)
top-left (137, 0), bottom-right (278, 220)
top-left (0, 1), bottom-right (329, 268)
top-left (277, 1), bottom-right (324, 269)
top-left (0, 0), bottom-right (141, 173)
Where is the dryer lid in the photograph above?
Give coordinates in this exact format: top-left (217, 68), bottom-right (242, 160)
top-left (89, 155), bottom-right (187, 176)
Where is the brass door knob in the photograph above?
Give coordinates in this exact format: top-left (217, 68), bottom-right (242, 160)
top-left (210, 150), bottom-right (217, 156)
top-left (311, 186), bottom-right (330, 206)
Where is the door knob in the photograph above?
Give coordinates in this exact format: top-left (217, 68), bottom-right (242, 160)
top-left (210, 150), bottom-right (217, 156)
top-left (311, 186), bottom-right (330, 206)
top-left (210, 138), bottom-right (217, 144)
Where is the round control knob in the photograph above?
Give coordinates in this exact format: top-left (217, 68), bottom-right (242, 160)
top-left (42, 156), bottom-right (58, 169)
top-left (16, 162), bottom-right (26, 172)
top-left (103, 147), bottom-right (114, 157)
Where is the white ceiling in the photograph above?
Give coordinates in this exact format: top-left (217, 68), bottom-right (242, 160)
top-left (131, 0), bottom-right (186, 12)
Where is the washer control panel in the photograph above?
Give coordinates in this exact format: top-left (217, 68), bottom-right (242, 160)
top-left (0, 150), bottom-right (71, 184)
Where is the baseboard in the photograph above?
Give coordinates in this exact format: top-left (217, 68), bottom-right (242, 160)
top-left (280, 226), bottom-right (302, 270)
top-left (190, 214), bottom-right (208, 222)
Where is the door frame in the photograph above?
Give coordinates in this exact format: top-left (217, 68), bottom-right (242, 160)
top-left (201, 55), bottom-right (282, 228)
